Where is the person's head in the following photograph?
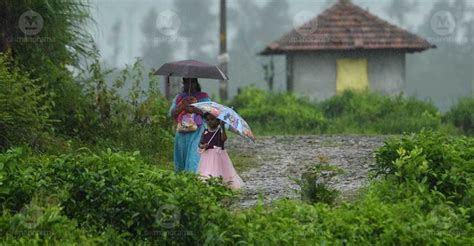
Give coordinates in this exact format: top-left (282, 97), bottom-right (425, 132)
top-left (204, 113), bottom-right (220, 129)
top-left (182, 77), bottom-right (201, 93)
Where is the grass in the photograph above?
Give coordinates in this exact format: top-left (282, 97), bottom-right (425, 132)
top-left (228, 150), bottom-right (262, 173)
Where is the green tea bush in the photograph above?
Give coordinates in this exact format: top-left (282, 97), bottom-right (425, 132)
top-left (202, 196), bottom-right (473, 245)
top-left (0, 147), bottom-right (235, 243)
top-left (0, 53), bottom-right (52, 150)
top-left (444, 97), bottom-right (474, 135)
top-left (0, 201), bottom-right (127, 245)
top-left (1, 131), bottom-right (472, 244)
top-left (230, 87), bottom-right (327, 134)
top-left (201, 131), bottom-right (473, 245)
top-left (373, 130), bottom-right (473, 207)
top-left (298, 156), bottom-right (344, 205)
top-left (320, 90), bottom-right (441, 134)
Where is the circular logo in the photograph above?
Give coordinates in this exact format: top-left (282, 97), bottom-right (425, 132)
top-left (155, 204), bottom-right (180, 229)
top-left (20, 204), bottom-right (43, 229)
top-left (293, 11), bottom-right (317, 37)
top-left (156, 10), bottom-right (181, 36)
top-left (430, 11), bottom-right (456, 36)
top-left (19, 10), bottom-right (44, 36)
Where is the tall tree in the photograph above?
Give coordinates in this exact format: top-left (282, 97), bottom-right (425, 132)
top-left (0, 0), bottom-right (95, 135)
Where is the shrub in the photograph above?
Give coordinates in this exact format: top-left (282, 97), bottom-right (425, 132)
top-left (0, 201), bottom-right (132, 245)
top-left (201, 131), bottom-right (474, 245)
top-left (444, 97), bottom-right (474, 135)
top-left (56, 59), bottom-right (175, 165)
top-left (202, 196), bottom-right (473, 245)
top-left (0, 53), bottom-right (52, 150)
top-left (230, 88), bottom-right (445, 135)
top-left (230, 87), bottom-right (327, 135)
top-left (0, 147), bottom-right (235, 243)
top-left (320, 90), bottom-right (441, 134)
top-left (372, 130), bottom-right (474, 207)
top-left (297, 156), bottom-right (343, 205)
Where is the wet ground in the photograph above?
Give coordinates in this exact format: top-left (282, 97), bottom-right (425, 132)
top-left (226, 135), bottom-right (387, 208)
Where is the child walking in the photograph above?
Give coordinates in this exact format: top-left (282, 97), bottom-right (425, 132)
top-left (197, 113), bottom-right (244, 189)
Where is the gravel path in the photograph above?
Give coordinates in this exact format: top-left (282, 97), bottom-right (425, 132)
top-left (226, 135), bottom-right (387, 208)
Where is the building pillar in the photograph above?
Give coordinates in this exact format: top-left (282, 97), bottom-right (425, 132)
top-left (286, 54), bottom-right (294, 92)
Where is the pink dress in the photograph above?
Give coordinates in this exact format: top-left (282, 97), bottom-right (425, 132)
top-left (197, 127), bottom-right (244, 189)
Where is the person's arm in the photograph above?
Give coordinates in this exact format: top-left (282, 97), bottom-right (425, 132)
top-left (171, 98), bottom-right (189, 119)
top-left (168, 95), bottom-right (178, 118)
top-left (188, 106), bottom-right (203, 115)
top-left (188, 94), bottom-right (210, 115)
top-left (220, 121), bottom-right (227, 142)
top-left (198, 131), bottom-right (209, 149)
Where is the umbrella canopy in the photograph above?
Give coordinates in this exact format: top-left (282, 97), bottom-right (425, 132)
top-left (154, 59), bottom-right (229, 80)
top-left (191, 101), bottom-right (255, 143)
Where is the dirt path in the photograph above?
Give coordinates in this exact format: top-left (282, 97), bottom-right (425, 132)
top-left (226, 135), bottom-right (387, 208)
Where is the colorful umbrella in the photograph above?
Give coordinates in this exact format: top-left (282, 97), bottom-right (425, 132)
top-left (191, 101), bottom-right (255, 143)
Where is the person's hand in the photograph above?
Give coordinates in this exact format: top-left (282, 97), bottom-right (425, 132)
top-left (200, 143), bottom-right (209, 149)
top-left (182, 98), bottom-right (191, 107)
top-left (185, 106), bottom-right (193, 113)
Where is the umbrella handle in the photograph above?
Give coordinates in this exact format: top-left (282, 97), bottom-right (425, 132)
top-left (197, 125), bottom-right (221, 154)
top-left (207, 125), bottom-right (221, 144)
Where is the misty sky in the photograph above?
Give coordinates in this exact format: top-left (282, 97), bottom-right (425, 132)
top-left (86, 0), bottom-right (473, 111)
top-left (89, 0), bottom-right (436, 68)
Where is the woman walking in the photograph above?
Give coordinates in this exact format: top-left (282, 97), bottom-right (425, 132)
top-left (168, 77), bottom-right (210, 173)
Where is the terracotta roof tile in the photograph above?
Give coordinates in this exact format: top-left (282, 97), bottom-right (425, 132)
top-left (260, 1), bottom-right (435, 55)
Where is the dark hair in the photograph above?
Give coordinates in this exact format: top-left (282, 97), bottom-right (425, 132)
top-left (182, 77), bottom-right (201, 92)
top-left (203, 113), bottom-right (219, 122)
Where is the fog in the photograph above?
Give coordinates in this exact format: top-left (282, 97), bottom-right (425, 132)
top-left (89, 0), bottom-right (473, 111)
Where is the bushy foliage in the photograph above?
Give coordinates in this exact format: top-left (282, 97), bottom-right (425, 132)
top-left (201, 131), bottom-right (473, 245)
top-left (372, 130), bottom-right (473, 207)
top-left (298, 156), bottom-right (343, 205)
top-left (87, 60), bottom-right (174, 165)
top-left (50, 58), bottom-right (174, 165)
top-left (230, 88), bottom-right (448, 135)
top-left (230, 87), bottom-right (327, 134)
top-left (0, 202), bottom-right (128, 245)
top-left (0, 53), bottom-right (52, 150)
top-left (320, 90), bottom-right (442, 134)
top-left (0, 148), bottom-right (235, 243)
top-left (444, 97), bottom-right (474, 135)
top-left (1, 131), bottom-right (472, 244)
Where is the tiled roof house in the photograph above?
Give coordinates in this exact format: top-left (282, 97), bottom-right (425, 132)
top-left (259, 0), bottom-right (435, 100)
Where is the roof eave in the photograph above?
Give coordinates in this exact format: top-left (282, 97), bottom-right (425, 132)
top-left (258, 45), bottom-right (436, 56)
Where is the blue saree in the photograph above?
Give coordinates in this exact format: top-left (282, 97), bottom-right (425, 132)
top-left (168, 92), bottom-right (210, 173)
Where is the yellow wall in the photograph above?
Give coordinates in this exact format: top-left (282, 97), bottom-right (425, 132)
top-left (336, 58), bottom-right (369, 93)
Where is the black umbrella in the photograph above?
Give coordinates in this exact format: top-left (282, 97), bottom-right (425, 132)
top-left (154, 59), bottom-right (228, 80)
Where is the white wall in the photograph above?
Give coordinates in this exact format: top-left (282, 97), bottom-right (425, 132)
top-left (290, 50), bottom-right (406, 101)
top-left (368, 51), bottom-right (406, 95)
top-left (291, 52), bottom-right (336, 101)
